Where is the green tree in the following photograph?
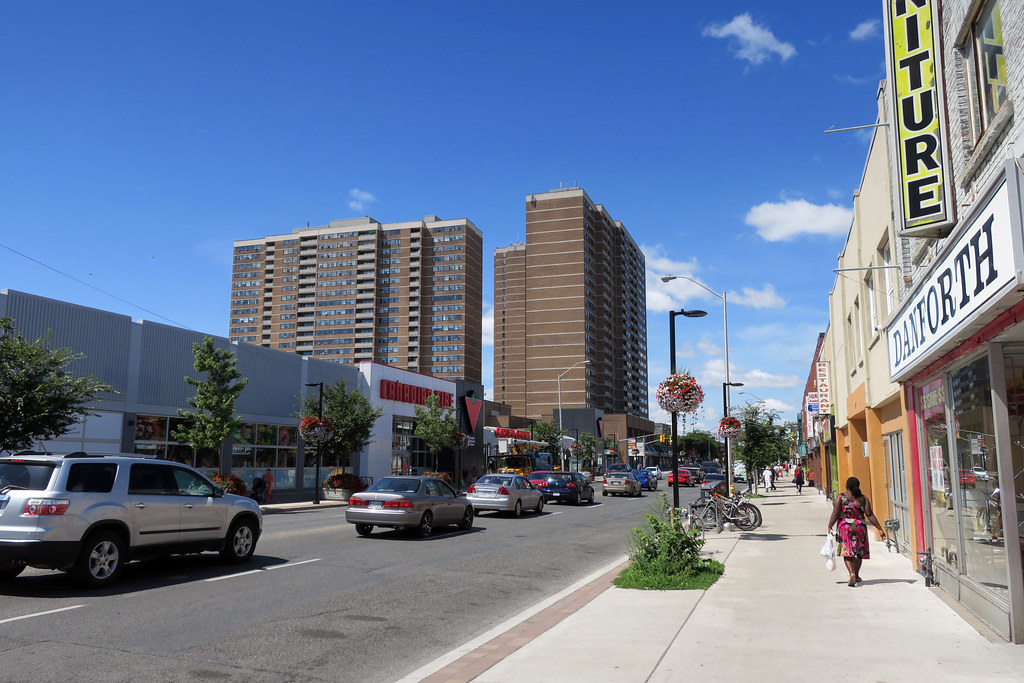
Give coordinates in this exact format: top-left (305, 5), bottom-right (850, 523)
top-left (579, 431), bottom-right (596, 470)
top-left (413, 394), bottom-right (458, 471)
top-left (171, 337), bottom-right (248, 463)
top-left (680, 431), bottom-right (721, 463)
top-left (735, 403), bottom-right (789, 493)
top-left (0, 318), bottom-right (115, 453)
top-left (299, 379), bottom-right (383, 469)
top-left (532, 420), bottom-right (564, 468)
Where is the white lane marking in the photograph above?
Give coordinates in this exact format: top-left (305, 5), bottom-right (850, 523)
top-left (0, 605), bottom-right (85, 625)
top-left (396, 555), bottom-right (628, 682)
top-left (204, 558), bottom-right (321, 582)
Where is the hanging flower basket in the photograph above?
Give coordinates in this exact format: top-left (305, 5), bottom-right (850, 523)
top-left (454, 432), bottom-right (472, 449)
top-left (300, 416), bottom-right (335, 443)
top-left (570, 443), bottom-right (583, 456)
top-left (718, 416), bottom-right (742, 439)
top-left (925, 415), bottom-right (959, 437)
top-left (656, 373), bottom-right (704, 414)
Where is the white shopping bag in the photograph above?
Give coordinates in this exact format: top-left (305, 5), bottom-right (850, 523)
top-left (819, 534), bottom-right (836, 558)
top-left (825, 555), bottom-right (836, 571)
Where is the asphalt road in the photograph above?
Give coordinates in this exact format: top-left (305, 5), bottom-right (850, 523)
top-left (0, 483), bottom-right (704, 682)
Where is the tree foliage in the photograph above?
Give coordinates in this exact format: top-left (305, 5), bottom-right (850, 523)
top-left (413, 394), bottom-right (458, 470)
top-left (679, 431), bottom-right (721, 462)
top-left (300, 379), bottom-right (383, 467)
top-left (531, 420), bottom-right (564, 464)
top-left (171, 337), bottom-right (248, 456)
top-left (0, 318), bottom-right (115, 453)
top-left (735, 403), bottom-right (790, 492)
top-left (579, 431), bottom-right (596, 469)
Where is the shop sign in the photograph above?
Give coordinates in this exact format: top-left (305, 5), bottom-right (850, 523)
top-left (379, 379), bottom-right (453, 407)
top-left (815, 362), bottom-right (831, 416)
top-left (888, 179), bottom-right (1016, 380)
top-left (494, 427), bottom-right (530, 439)
top-left (884, 0), bottom-right (955, 237)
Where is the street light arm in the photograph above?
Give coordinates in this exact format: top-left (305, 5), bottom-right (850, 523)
top-left (661, 274), bottom-right (724, 301)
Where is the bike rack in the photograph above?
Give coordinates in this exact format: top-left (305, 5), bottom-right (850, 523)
top-left (917, 548), bottom-right (935, 587)
top-left (883, 518), bottom-right (900, 552)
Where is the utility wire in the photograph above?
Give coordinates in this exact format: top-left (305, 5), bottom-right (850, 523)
top-left (0, 240), bottom-right (193, 330)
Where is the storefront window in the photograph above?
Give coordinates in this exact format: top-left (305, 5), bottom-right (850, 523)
top-left (919, 377), bottom-right (957, 569)
top-left (1002, 348), bottom-right (1024, 593)
top-left (949, 356), bottom-right (1006, 597)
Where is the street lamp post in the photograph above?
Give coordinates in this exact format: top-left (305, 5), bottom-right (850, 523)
top-left (557, 360), bottom-right (591, 472)
top-left (669, 308), bottom-right (707, 509)
top-left (662, 275), bottom-right (739, 494)
top-left (304, 382), bottom-right (324, 505)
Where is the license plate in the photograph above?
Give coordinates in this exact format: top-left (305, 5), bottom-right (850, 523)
top-left (369, 501), bottom-right (383, 509)
top-left (481, 492), bottom-right (496, 498)
top-left (552, 492), bottom-right (560, 497)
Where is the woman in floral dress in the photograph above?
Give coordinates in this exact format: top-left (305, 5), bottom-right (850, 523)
top-left (827, 477), bottom-right (885, 586)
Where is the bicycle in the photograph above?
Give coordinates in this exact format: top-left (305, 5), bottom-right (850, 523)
top-left (690, 491), bottom-right (762, 532)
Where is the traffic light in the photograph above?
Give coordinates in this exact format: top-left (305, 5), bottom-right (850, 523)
top-left (659, 434), bottom-right (666, 444)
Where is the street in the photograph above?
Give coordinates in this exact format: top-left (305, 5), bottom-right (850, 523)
top-left (0, 484), bottom-right (703, 682)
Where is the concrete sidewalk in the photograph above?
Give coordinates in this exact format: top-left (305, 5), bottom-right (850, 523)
top-left (408, 486), bottom-right (1024, 682)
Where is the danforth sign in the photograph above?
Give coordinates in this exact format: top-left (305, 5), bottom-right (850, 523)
top-left (888, 178), bottom-right (1017, 381)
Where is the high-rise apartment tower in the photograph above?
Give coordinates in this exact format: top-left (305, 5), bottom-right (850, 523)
top-left (494, 188), bottom-right (648, 421)
top-left (231, 215), bottom-right (482, 383)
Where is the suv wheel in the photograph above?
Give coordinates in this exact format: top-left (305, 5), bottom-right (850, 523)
top-left (74, 531), bottom-right (126, 587)
top-left (220, 518), bottom-right (257, 563)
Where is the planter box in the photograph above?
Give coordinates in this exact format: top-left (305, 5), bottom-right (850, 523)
top-left (323, 488), bottom-right (352, 501)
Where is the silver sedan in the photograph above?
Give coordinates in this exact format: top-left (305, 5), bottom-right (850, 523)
top-left (466, 474), bottom-right (545, 517)
top-left (345, 476), bottom-right (474, 537)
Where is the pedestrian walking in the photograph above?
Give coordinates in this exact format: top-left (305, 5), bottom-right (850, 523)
top-left (263, 468), bottom-right (274, 502)
top-left (793, 465), bottom-right (804, 493)
top-left (762, 467), bottom-right (772, 492)
top-left (806, 468), bottom-right (815, 490)
top-left (827, 476), bottom-right (886, 587)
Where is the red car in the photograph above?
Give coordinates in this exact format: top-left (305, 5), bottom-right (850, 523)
top-left (667, 468), bottom-right (694, 487)
top-left (527, 471), bottom-right (555, 488)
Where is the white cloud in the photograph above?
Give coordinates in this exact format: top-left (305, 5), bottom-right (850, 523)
top-left (642, 244), bottom-right (705, 313)
top-left (728, 284), bottom-right (786, 309)
top-left (703, 14), bottom-right (796, 65)
top-left (834, 74), bottom-right (874, 86)
top-left (348, 188), bottom-right (377, 212)
top-left (850, 19), bottom-right (880, 41)
top-left (482, 304), bottom-right (494, 347)
top-left (745, 199), bottom-right (852, 241)
top-left (697, 338), bottom-right (720, 356)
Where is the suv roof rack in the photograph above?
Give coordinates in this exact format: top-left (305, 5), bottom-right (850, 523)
top-left (63, 452), bottom-right (102, 458)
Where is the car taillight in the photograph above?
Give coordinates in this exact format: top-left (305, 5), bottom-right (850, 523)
top-left (22, 498), bottom-right (69, 516)
top-left (467, 485), bottom-right (476, 493)
top-left (382, 498), bottom-right (414, 508)
top-left (566, 482), bottom-right (577, 489)
top-left (497, 487), bottom-right (510, 496)
top-left (348, 497), bottom-right (368, 507)
top-left (603, 478), bottom-right (608, 484)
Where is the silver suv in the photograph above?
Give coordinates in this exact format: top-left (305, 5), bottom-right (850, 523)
top-left (0, 452), bottom-right (262, 586)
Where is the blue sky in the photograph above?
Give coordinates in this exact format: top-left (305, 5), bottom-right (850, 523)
top-left (1, 2), bottom-right (886, 431)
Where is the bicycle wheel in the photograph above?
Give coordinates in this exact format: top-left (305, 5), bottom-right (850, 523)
top-left (696, 502), bottom-right (721, 532)
top-left (738, 502), bottom-right (762, 529)
top-left (730, 503), bottom-right (757, 531)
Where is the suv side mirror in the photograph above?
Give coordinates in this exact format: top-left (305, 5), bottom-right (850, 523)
top-left (213, 487), bottom-right (225, 498)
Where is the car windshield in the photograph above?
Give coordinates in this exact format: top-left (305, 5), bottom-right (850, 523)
top-left (546, 473), bottom-right (573, 482)
top-left (632, 470), bottom-right (647, 476)
top-left (528, 472), bottom-right (551, 479)
top-left (0, 460), bottom-right (56, 491)
top-left (369, 477), bottom-right (421, 493)
top-left (477, 475), bottom-right (514, 487)
top-left (705, 473), bottom-right (725, 481)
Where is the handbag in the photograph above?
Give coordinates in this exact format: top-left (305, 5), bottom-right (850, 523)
top-left (819, 534), bottom-right (836, 558)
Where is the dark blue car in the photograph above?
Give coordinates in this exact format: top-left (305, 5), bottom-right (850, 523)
top-left (538, 472), bottom-right (595, 505)
top-left (632, 469), bottom-right (658, 491)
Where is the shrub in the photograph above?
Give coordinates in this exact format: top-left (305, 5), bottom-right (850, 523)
top-left (422, 471), bottom-right (453, 484)
top-left (323, 471), bottom-right (366, 493)
top-left (614, 493), bottom-right (724, 590)
top-left (208, 472), bottom-right (247, 495)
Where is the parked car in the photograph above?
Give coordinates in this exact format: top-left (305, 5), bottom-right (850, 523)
top-left (606, 463), bottom-right (631, 472)
top-left (701, 461), bottom-right (721, 474)
top-left (0, 452), bottom-right (262, 587)
top-left (346, 476), bottom-right (474, 537)
top-left (603, 471), bottom-right (642, 497)
top-left (465, 474), bottom-right (544, 517)
top-left (632, 469), bottom-right (658, 491)
top-left (683, 465), bottom-right (706, 482)
top-left (537, 472), bottom-right (594, 505)
top-left (701, 472), bottom-right (727, 495)
top-left (958, 469), bottom-right (977, 488)
top-left (667, 468), bottom-right (695, 487)
top-left (645, 466), bottom-right (664, 480)
top-left (972, 466), bottom-right (990, 482)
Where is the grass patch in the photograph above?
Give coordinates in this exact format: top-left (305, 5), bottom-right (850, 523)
top-left (613, 494), bottom-right (726, 591)
top-left (614, 558), bottom-right (724, 590)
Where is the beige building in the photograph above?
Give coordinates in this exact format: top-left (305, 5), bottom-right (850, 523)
top-left (494, 187), bottom-right (648, 428)
top-left (231, 215), bottom-right (483, 383)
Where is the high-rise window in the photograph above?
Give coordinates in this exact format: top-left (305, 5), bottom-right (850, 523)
top-left (965, 0), bottom-right (1007, 139)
